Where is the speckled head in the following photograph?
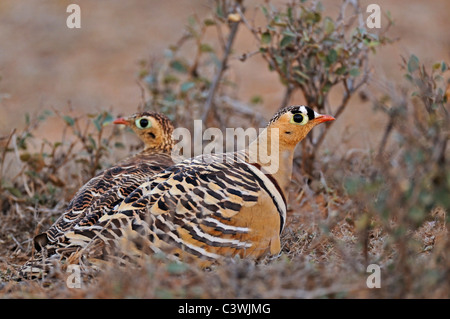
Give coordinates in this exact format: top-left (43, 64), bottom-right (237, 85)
top-left (113, 111), bottom-right (174, 153)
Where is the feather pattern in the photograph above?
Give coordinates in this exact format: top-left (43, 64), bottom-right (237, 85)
top-left (18, 112), bottom-right (175, 278)
top-left (63, 152), bottom-right (286, 265)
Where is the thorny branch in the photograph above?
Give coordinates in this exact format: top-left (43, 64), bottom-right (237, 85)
top-left (202, 2), bottom-right (244, 124)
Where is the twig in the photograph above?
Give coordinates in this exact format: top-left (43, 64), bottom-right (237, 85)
top-left (10, 134), bottom-right (33, 198)
top-left (377, 115), bottom-right (394, 158)
top-left (202, 3), bottom-right (243, 123)
top-left (10, 234), bottom-right (24, 252)
top-left (281, 84), bottom-right (294, 109)
top-left (0, 128), bottom-right (16, 186)
top-left (314, 63), bottom-right (371, 151)
top-left (218, 96), bottom-right (267, 127)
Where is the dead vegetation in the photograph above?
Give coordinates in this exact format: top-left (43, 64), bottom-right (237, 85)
top-left (0, 0), bottom-right (448, 299)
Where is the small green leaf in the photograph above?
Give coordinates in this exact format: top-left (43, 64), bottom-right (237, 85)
top-left (93, 117), bottom-right (102, 132)
top-left (321, 82), bottom-right (332, 93)
top-left (187, 15), bottom-right (196, 27)
top-left (302, 30), bottom-right (310, 42)
top-left (303, 11), bottom-right (321, 25)
top-left (163, 74), bottom-right (179, 85)
top-left (326, 49), bottom-right (338, 67)
top-left (260, 5), bottom-right (269, 18)
top-left (274, 55), bottom-right (283, 65)
top-left (200, 43), bottom-right (214, 53)
top-left (349, 68), bottom-right (360, 77)
top-left (287, 7), bottom-right (293, 21)
top-left (317, 51), bottom-right (326, 61)
top-left (38, 109), bottom-right (53, 122)
top-left (404, 73), bottom-right (413, 82)
top-left (203, 19), bottom-right (215, 26)
top-left (282, 29), bottom-right (297, 37)
top-left (273, 16), bottom-right (287, 27)
top-left (170, 60), bottom-right (188, 73)
top-left (261, 31), bottom-right (271, 44)
top-left (323, 17), bottom-right (334, 34)
top-left (6, 187), bottom-right (22, 198)
top-left (63, 115), bottom-right (75, 126)
top-left (368, 40), bottom-right (380, 48)
top-left (250, 95), bottom-right (263, 104)
top-left (216, 4), bottom-right (225, 19)
top-left (280, 35), bottom-right (294, 48)
top-left (335, 66), bottom-right (347, 75)
top-left (432, 62), bottom-right (441, 70)
top-left (88, 135), bottom-right (97, 149)
top-left (114, 142), bottom-right (125, 149)
top-left (407, 54), bottom-right (420, 73)
top-left (181, 81), bottom-right (195, 92)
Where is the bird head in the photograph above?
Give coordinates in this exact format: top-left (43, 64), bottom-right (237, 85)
top-left (113, 112), bottom-right (174, 152)
top-left (266, 105), bottom-right (335, 150)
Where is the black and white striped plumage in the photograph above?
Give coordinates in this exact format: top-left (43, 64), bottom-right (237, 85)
top-left (19, 112), bottom-right (175, 278)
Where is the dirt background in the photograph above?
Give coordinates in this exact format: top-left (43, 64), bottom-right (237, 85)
top-left (1, 0), bottom-right (449, 153)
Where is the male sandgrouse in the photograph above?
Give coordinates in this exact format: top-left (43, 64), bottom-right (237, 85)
top-left (77, 105), bottom-right (334, 266)
top-left (19, 111), bottom-right (175, 278)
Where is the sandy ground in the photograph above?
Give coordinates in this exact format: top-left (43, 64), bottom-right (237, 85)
top-left (0, 0), bottom-right (449, 151)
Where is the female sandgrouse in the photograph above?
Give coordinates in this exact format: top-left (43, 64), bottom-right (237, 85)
top-left (19, 112), bottom-right (175, 278)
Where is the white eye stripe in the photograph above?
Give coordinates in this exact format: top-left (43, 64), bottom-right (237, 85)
top-left (299, 106), bottom-right (308, 114)
top-left (296, 105), bottom-right (320, 120)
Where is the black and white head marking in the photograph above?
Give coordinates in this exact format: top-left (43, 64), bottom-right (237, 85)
top-left (268, 105), bottom-right (320, 125)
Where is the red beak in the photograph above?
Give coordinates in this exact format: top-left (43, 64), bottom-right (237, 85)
top-left (113, 117), bottom-right (129, 125)
top-left (314, 114), bottom-right (335, 124)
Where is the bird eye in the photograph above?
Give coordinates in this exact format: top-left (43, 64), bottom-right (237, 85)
top-left (291, 113), bottom-right (309, 125)
top-left (135, 117), bottom-right (151, 129)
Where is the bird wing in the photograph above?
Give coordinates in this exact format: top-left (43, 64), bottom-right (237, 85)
top-left (41, 152), bottom-right (174, 247)
top-left (19, 153), bottom-right (174, 279)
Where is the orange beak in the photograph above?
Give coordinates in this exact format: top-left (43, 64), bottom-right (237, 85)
top-left (113, 117), bottom-right (129, 125)
top-left (313, 114), bottom-right (335, 124)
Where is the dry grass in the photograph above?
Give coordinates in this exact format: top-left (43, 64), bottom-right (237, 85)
top-left (0, 133), bottom-right (447, 298)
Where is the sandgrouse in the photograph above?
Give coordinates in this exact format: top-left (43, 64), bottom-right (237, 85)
top-left (19, 111), bottom-right (175, 278)
top-left (72, 105), bottom-right (334, 266)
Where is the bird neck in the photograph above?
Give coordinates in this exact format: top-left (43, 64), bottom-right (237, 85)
top-left (143, 138), bottom-right (174, 154)
top-left (247, 127), bottom-right (295, 195)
